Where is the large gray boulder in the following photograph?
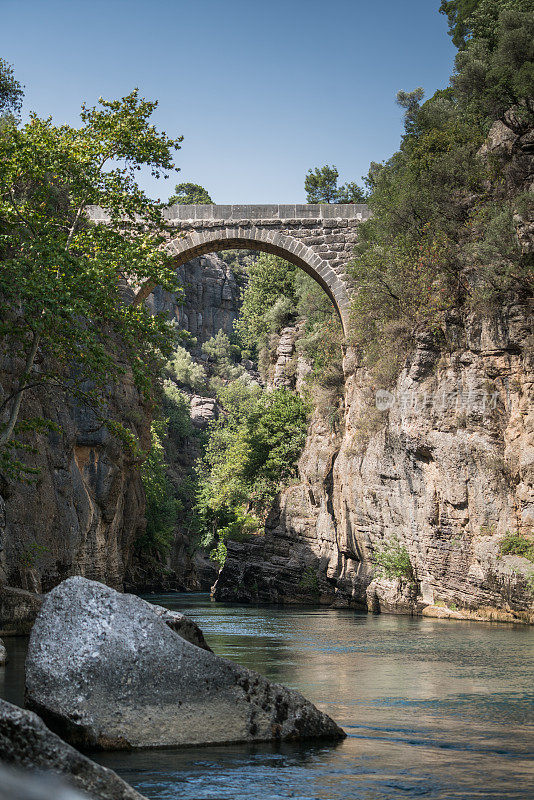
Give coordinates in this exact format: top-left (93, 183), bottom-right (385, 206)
top-left (25, 577), bottom-right (345, 749)
top-left (0, 699), bottom-right (146, 800)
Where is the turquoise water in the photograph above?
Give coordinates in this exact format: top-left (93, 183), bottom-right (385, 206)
top-left (101, 595), bottom-right (534, 800)
top-left (2, 594), bottom-right (533, 799)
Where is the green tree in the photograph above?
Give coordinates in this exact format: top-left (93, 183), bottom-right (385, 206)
top-left (305, 164), bottom-right (367, 204)
top-left (336, 181), bottom-right (368, 203)
top-left (0, 58), bottom-right (23, 117)
top-left (439, 0), bottom-right (482, 48)
top-left (349, 0), bottom-right (533, 383)
top-left (305, 164), bottom-right (340, 203)
top-left (235, 253), bottom-right (297, 354)
top-left (168, 182), bottom-right (213, 204)
top-left (0, 89), bottom-right (183, 475)
top-left (194, 383), bottom-right (309, 561)
top-left (139, 418), bottom-right (181, 558)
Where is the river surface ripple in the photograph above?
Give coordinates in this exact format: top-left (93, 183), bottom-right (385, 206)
top-left (2, 593), bottom-right (533, 799)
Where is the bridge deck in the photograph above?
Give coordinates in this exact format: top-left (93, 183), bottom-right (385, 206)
top-left (163, 203), bottom-right (370, 221)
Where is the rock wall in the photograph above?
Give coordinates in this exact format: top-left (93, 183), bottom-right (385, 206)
top-left (0, 250), bottom-right (243, 596)
top-left (127, 252), bottom-right (245, 592)
top-left (0, 353), bottom-right (150, 594)
top-left (148, 252), bottom-right (243, 346)
top-left (214, 301), bottom-right (534, 622)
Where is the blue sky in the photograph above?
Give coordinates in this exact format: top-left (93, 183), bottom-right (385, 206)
top-left (1, 0), bottom-right (456, 203)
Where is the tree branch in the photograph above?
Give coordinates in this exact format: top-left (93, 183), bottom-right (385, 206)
top-left (132, 278), bottom-right (156, 306)
top-left (0, 330), bottom-right (40, 446)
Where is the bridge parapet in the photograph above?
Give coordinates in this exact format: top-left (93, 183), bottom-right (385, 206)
top-left (163, 203), bottom-right (370, 222)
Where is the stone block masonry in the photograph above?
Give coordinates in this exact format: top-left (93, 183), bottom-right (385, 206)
top-left (87, 204), bottom-right (371, 335)
top-left (162, 204), bottom-right (370, 336)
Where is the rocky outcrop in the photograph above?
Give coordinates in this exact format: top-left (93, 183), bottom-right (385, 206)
top-left (0, 349), bottom-right (150, 593)
top-left (215, 301), bottom-right (534, 622)
top-left (148, 252), bottom-right (243, 346)
top-left (0, 699), bottom-right (146, 800)
top-left (0, 586), bottom-right (42, 635)
top-left (26, 577), bottom-right (345, 749)
top-left (1, 251), bottom-right (241, 597)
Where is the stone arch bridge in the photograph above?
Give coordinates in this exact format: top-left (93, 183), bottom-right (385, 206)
top-left (89, 204), bottom-right (370, 335)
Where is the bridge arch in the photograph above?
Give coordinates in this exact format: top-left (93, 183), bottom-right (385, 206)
top-left (165, 228), bottom-right (351, 336)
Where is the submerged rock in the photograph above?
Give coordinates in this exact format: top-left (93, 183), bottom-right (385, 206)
top-left (25, 577), bottom-right (345, 749)
top-left (0, 637), bottom-right (6, 665)
top-left (0, 699), bottom-right (146, 800)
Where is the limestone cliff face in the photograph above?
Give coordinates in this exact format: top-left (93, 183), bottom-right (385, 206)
top-left (214, 301), bottom-right (534, 622)
top-left (214, 114), bottom-right (534, 622)
top-left (127, 252), bottom-right (244, 592)
top-left (148, 253), bottom-right (243, 346)
top-left (0, 358), bottom-right (149, 593)
top-left (0, 252), bottom-right (242, 596)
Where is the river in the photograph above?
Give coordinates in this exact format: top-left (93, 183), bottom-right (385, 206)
top-left (1, 593), bottom-right (533, 799)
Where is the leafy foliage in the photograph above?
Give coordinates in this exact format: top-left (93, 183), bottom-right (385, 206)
top-left (298, 566), bottom-right (320, 594)
top-left (235, 253), bottom-right (344, 399)
top-left (168, 182), bottom-right (213, 204)
top-left (371, 536), bottom-right (415, 582)
top-left (0, 57), bottom-right (23, 118)
top-left (201, 331), bottom-right (245, 385)
top-left (162, 381), bottom-right (194, 440)
top-left (166, 346), bottom-right (206, 391)
top-left (139, 419), bottom-right (181, 558)
top-left (0, 87), bottom-right (183, 476)
top-left (304, 164), bottom-right (367, 203)
top-left (499, 531), bottom-right (534, 563)
top-left (348, 0), bottom-right (533, 383)
top-left (235, 254), bottom-right (297, 355)
top-left (194, 383), bottom-right (310, 564)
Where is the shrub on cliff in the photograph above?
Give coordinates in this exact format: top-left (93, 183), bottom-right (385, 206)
top-left (371, 536), bottom-right (415, 583)
top-left (167, 346), bottom-right (207, 392)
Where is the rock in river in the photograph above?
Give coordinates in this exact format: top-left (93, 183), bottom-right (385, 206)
top-left (25, 577), bottom-right (345, 749)
top-left (140, 599), bottom-right (212, 651)
top-left (0, 699), bottom-right (146, 799)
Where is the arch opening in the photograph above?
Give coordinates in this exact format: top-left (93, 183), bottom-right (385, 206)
top-left (166, 230), bottom-right (351, 336)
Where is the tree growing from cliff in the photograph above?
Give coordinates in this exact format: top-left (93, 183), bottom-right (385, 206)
top-left (349, 0), bottom-right (533, 384)
top-left (0, 87), bottom-right (183, 476)
top-left (168, 182), bottom-right (213, 204)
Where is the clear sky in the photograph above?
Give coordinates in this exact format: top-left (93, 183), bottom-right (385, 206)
top-left (1, 0), bottom-right (456, 204)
